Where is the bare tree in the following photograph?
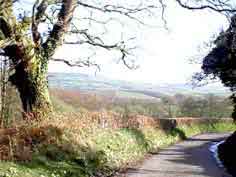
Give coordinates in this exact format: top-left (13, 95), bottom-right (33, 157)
top-left (0, 0), bottom-right (161, 117)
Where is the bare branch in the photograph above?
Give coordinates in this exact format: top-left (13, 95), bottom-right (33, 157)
top-left (50, 58), bottom-right (99, 68)
top-left (175, 0), bottom-right (236, 13)
top-left (9, 0), bottom-right (161, 71)
top-left (77, 1), bottom-right (159, 25)
top-left (65, 27), bottom-right (138, 69)
top-left (50, 52), bottom-right (100, 71)
top-left (119, 53), bottom-right (139, 70)
top-left (32, 0), bottom-right (48, 46)
top-left (77, 1), bottom-right (156, 14)
top-left (158, 0), bottom-right (168, 29)
top-left (42, 0), bottom-right (77, 58)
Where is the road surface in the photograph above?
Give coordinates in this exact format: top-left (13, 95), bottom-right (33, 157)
top-left (125, 133), bottom-right (231, 177)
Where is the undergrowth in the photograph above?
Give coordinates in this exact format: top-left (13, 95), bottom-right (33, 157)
top-left (0, 114), bottom-right (234, 177)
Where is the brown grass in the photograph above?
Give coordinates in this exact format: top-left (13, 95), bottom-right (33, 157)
top-left (0, 108), bottom-right (232, 162)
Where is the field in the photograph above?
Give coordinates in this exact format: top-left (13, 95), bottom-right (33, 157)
top-left (48, 73), bottom-right (230, 99)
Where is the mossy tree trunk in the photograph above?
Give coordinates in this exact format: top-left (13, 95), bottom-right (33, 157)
top-left (8, 56), bottom-right (51, 116)
top-left (0, 0), bottom-right (76, 118)
top-left (4, 43), bottom-right (52, 116)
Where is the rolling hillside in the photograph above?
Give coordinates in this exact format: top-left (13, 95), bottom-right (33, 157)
top-left (48, 72), bottom-right (230, 100)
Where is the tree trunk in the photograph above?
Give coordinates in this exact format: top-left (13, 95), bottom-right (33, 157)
top-left (9, 70), bottom-right (51, 118)
top-left (0, 0), bottom-right (76, 118)
top-left (9, 67), bottom-right (52, 117)
top-left (6, 48), bottom-right (52, 118)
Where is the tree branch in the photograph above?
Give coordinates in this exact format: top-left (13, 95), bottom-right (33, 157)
top-left (32, 0), bottom-right (48, 47)
top-left (65, 28), bottom-right (138, 69)
top-left (50, 55), bottom-right (100, 70)
top-left (42, 0), bottom-right (77, 58)
top-left (0, 39), bottom-right (13, 49)
top-left (0, 18), bottom-right (12, 38)
top-left (175, 0), bottom-right (236, 13)
top-left (77, 1), bottom-right (158, 25)
top-left (0, 1), bottom-right (14, 39)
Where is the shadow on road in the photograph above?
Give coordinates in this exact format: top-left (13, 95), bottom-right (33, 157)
top-left (125, 134), bottom-right (230, 177)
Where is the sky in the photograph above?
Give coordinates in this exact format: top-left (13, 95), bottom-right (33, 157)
top-left (46, 1), bottom-right (229, 84)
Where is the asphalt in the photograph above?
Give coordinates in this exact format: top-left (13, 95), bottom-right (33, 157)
top-left (125, 133), bottom-right (232, 177)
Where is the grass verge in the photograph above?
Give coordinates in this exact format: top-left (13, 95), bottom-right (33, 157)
top-left (0, 118), bottom-right (234, 177)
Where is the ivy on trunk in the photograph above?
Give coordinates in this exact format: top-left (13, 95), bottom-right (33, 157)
top-left (0, 0), bottom-right (77, 117)
top-left (0, 0), bottom-right (159, 118)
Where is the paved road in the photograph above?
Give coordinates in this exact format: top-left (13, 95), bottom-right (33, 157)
top-left (125, 133), bottom-right (231, 177)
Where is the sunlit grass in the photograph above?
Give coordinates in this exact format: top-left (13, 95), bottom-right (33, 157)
top-left (0, 116), bottom-right (234, 177)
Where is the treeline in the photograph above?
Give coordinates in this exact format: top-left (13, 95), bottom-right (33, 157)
top-left (52, 89), bottom-right (233, 119)
top-left (0, 87), bottom-right (232, 122)
top-left (110, 94), bottom-right (232, 118)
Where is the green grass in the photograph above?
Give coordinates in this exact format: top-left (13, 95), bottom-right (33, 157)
top-left (0, 122), bottom-right (234, 177)
top-left (0, 159), bottom-right (87, 177)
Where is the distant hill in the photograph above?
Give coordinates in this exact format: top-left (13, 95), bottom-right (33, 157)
top-left (48, 72), bottom-right (230, 100)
